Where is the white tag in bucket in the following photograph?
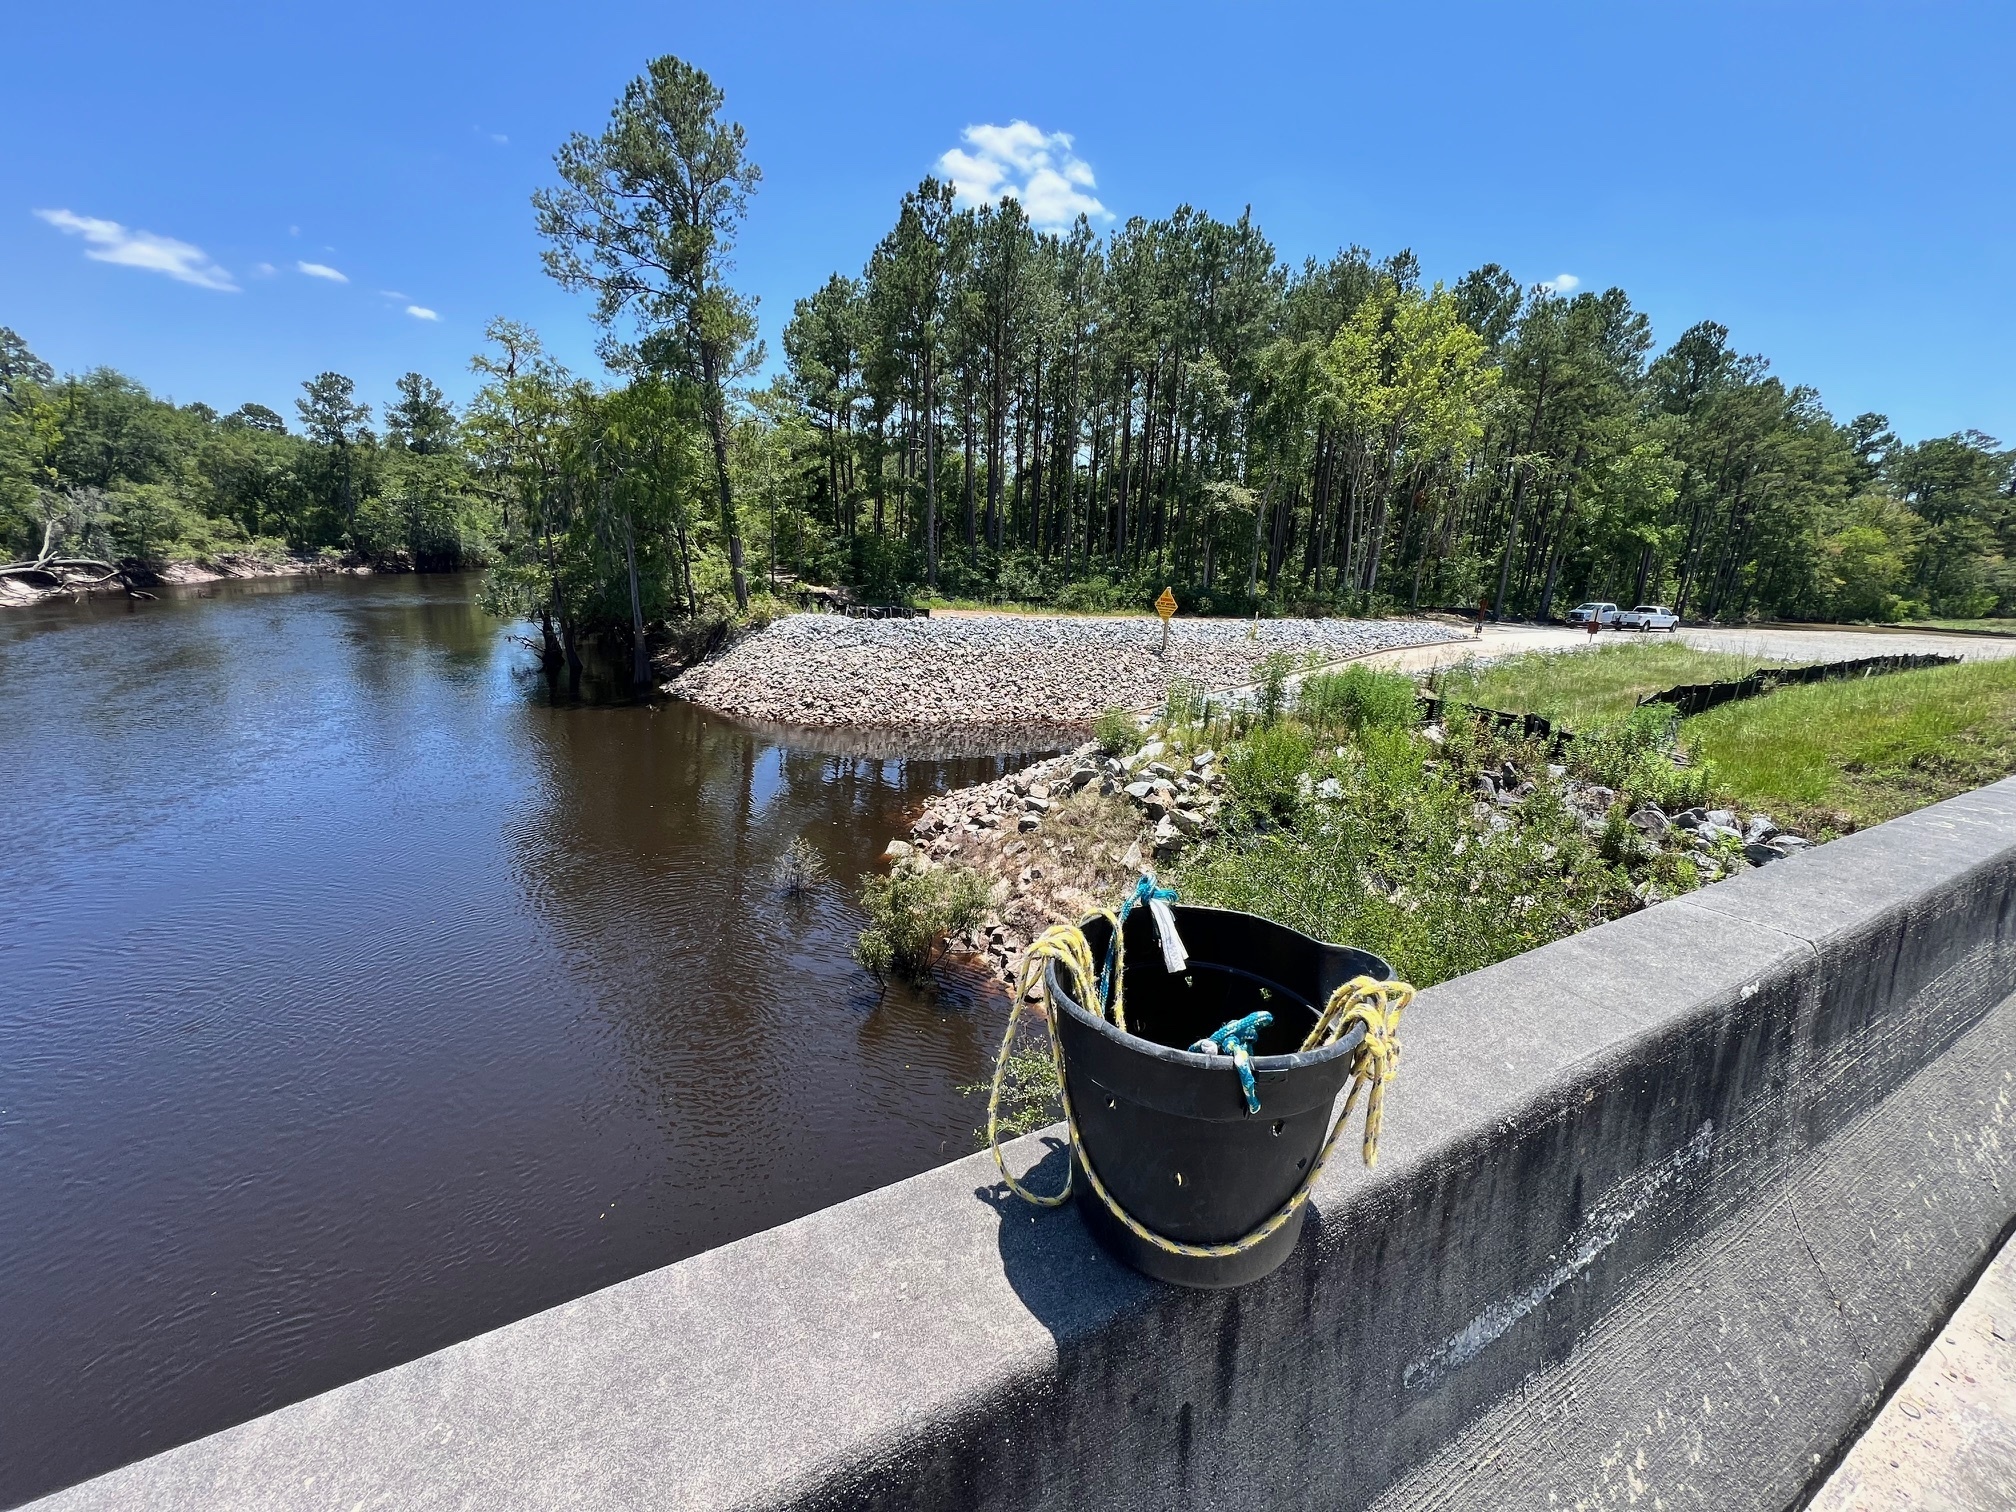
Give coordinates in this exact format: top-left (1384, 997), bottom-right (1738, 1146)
top-left (1147, 895), bottom-right (1189, 974)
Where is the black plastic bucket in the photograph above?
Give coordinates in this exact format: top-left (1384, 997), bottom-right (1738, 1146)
top-left (1046, 904), bottom-right (1392, 1288)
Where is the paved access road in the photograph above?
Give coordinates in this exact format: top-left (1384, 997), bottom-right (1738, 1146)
top-left (1679, 622), bottom-right (2016, 664)
top-left (1355, 620), bottom-right (2016, 677)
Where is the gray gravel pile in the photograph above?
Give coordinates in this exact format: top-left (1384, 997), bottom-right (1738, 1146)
top-left (666, 613), bottom-right (1462, 728)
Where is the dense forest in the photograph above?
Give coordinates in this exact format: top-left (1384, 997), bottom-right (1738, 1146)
top-left (7, 52), bottom-right (2013, 672)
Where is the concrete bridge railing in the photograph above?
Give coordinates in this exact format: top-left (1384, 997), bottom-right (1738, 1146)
top-left (32, 778), bottom-right (2016, 1511)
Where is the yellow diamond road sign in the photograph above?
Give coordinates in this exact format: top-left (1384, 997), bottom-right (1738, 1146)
top-left (1155, 588), bottom-right (1177, 621)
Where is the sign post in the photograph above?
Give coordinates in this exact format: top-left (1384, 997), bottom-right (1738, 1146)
top-left (1155, 586), bottom-right (1177, 656)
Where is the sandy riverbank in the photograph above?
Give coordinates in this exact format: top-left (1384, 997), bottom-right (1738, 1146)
top-left (0, 551), bottom-right (402, 609)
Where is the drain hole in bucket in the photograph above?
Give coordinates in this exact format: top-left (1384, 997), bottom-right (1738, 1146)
top-left (1174, 1172), bottom-right (1185, 1186)
top-left (1271, 1119), bottom-right (1284, 1137)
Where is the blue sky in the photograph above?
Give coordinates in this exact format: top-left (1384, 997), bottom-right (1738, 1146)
top-left (6, 1), bottom-right (2012, 444)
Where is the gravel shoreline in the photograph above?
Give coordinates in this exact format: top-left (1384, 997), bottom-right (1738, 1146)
top-left (665, 613), bottom-right (1463, 729)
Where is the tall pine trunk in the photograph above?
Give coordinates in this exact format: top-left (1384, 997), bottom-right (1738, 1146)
top-left (924, 350), bottom-right (938, 589)
top-left (698, 348), bottom-right (748, 611)
top-left (963, 393), bottom-right (977, 564)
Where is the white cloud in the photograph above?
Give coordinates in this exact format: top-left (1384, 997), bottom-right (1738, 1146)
top-left (936, 121), bottom-right (1109, 228)
top-left (1539, 273), bottom-right (1580, 295)
top-left (405, 305), bottom-right (440, 322)
top-left (491, 133), bottom-right (509, 146)
top-left (252, 262), bottom-right (278, 277)
top-left (379, 289), bottom-right (408, 299)
top-left (297, 260), bottom-right (348, 283)
top-left (34, 208), bottom-right (237, 291)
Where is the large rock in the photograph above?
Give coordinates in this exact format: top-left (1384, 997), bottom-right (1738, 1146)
top-left (1629, 807), bottom-right (1670, 837)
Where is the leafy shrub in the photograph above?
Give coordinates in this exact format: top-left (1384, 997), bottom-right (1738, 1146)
top-left (1569, 702), bottom-right (1715, 812)
top-left (107, 482), bottom-right (254, 565)
top-left (1055, 575), bottom-right (1116, 612)
top-left (1299, 665), bottom-right (1420, 735)
top-left (993, 549), bottom-right (1051, 604)
top-left (847, 532), bottom-right (919, 605)
top-left (977, 1046), bottom-right (1064, 1139)
top-left (853, 865), bottom-right (991, 984)
top-left (1596, 803), bottom-right (1638, 863)
top-left (1162, 677), bottom-right (1206, 732)
top-left (1620, 749), bottom-right (1716, 813)
top-left (1093, 707), bottom-right (1140, 757)
top-left (1225, 723), bottom-right (1315, 823)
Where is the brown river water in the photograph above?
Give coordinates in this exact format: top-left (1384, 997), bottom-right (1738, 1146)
top-left (0, 574), bottom-right (1047, 1506)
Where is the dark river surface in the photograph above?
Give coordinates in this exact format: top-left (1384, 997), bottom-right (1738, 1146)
top-left (0, 574), bottom-right (1044, 1506)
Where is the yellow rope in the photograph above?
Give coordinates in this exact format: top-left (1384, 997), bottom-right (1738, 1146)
top-left (986, 916), bottom-right (1416, 1255)
top-left (985, 920), bottom-right (1108, 1207)
top-left (1304, 976), bottom-right (1415, 1167)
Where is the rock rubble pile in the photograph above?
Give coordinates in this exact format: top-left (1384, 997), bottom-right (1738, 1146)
top-left (883, 735), bottom-right (1234, 982)
top-left (666, 613), bottom-right (1461, 728)
top-left (1456, 743), bottom-right (1814, 894)
top-left (872, 715), bottom-right (1823, 988)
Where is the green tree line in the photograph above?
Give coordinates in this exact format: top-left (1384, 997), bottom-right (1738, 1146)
top-left (10, 52), bottom-right (2013, 671)
top-left (783, 190), bottom-right (2015, 623)
top-left (1, 334), bottom-right (488, 575)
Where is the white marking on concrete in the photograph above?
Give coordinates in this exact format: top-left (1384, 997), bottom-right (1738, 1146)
top-left (1404, 1122), bottom-right (1715, 1392)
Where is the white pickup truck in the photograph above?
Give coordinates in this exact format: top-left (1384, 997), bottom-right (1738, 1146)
top-left (1566, 601), bottom-right (1622, 627)
top-left (1617, 604), bottom-right (1680, 631)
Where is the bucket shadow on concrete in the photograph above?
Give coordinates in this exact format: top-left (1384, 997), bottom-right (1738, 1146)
top-left (973, 1132), bottom-right (1348, 1489)
top-left (974, 1138), bottom-right (1162, 1342)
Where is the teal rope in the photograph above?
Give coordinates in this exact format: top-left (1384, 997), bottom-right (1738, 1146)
top-left (1101, 874), bottom-right (1178, 1013)
top-left (1191, 1011), bottom-right (1274, 1114)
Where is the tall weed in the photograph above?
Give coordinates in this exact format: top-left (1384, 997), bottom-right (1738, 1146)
top-left (1299, 665), bottom-right (1420, 735)
top-left (1253, 652), bottom-right (1298, 726)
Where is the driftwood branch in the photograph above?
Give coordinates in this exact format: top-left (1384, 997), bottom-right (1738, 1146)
top-left (1, 543), bottom-right (154, 600)
top-left (2, 499), bottom-right (156, 600)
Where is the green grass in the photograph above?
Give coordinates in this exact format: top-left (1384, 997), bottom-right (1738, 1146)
top-left (1684, 658), bottom-right (2016, 832)
top-left (1436, 642), bottom-right (1765, 730)
top-left (1886, 618), bottom-right (2016, 637)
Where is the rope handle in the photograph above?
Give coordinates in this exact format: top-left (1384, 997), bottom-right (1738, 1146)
top-left (986, 919), bottom-right (1416, 1257)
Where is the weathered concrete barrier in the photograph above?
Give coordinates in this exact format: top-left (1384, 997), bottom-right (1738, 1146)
top-left (31, 780), bottom-right (2016, 1511)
